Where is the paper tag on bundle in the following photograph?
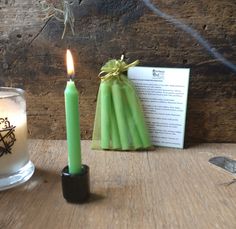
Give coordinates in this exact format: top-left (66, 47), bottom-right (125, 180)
top-left (128, 67), bottom-right (190, 148)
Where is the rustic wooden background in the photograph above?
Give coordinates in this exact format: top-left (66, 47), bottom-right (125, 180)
top-left (0, 0), bottom-right (236, 143)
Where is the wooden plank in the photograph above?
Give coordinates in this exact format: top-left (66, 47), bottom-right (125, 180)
top-left (0, 1), bottom-right (236, 142)
top-left (0, 140), bottom-right (236, 229)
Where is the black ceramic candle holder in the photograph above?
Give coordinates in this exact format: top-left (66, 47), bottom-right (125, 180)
top-left (61, 164), bottom-right (90, 204)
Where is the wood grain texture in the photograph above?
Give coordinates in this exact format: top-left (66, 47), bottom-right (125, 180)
top-left (0, 0), bottom-right (236, 142)
top-left (0, 140), bottom-right (236, 229)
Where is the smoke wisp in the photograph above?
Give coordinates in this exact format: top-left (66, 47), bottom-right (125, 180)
top-left (141, 0), bottom-right (236, 73)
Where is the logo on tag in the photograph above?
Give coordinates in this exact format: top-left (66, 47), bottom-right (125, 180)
top-left (0, 118), bottom-right (16, 157)
top-left (152, 69), bottom-right (165, 80)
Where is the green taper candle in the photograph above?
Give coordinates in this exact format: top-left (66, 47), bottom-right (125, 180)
top-left (100, 81), bottom-right (111, 149)
top-left (112, 81), bottom-right (130, 150)
top-left (124, 98), bottom-right (143, 149)
top-left (110, 97), bottom-right (121, 149)
top-left (124, 81), bottom-right (152, 148)
top-left (65, 50), bottom-right (82, 174)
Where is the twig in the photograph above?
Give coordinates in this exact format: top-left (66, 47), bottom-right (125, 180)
top-left (40, 0), bottom-right (81, 39)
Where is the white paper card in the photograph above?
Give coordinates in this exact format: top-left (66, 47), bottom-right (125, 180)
top-left (128, 66), bottom-right (190, 148)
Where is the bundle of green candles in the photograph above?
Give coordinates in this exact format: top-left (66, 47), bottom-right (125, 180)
top-left (92, 57), bottom-right (152, 150)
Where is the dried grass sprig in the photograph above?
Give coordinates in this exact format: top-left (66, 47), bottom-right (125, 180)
top-left (41, 0), bottom-right (81, 39)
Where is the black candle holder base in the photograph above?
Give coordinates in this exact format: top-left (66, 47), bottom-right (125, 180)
top-left (61, 165), bottom-right (90, 204)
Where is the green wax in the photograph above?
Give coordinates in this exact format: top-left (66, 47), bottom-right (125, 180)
top-left (91, 88), bottom-right (101, 149)
top-left (100, 81), bottom-right (111, 149)
top-left (124, 100), bottom-right (143, 149)
top-left (64, 80), bottom-right (82, 174)
top-left (112, 81), bottom-right (130, 150)
top-left (124, 84), bottom-right (152, 148)
top-left (110, 98), bottom-right (121, 149)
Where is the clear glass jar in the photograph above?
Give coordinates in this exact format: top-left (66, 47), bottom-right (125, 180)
top-left (0, 87), bottom-right (34, 190)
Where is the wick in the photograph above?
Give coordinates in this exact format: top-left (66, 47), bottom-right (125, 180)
top-left (69, 75), bottom-right (74, 81)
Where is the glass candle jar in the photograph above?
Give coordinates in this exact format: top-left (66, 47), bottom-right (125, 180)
top-left (0, 87), bottom-right (34, 190)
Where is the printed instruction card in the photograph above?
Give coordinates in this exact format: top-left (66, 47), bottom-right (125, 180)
top-left (128, 67), bottom-right (190, 148)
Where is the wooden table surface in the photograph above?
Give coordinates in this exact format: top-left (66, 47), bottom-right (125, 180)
top-left (0, 140), bottom-right (236, 229)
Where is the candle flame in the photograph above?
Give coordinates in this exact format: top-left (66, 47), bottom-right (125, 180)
top-left (66, 49), bottom-right (75, 77)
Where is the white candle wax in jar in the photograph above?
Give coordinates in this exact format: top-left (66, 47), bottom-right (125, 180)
top-left (0, 90), bottom-right (29, 174)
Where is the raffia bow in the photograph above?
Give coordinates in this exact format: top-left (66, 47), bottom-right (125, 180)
top-left (99, 55), bottom-right (139, 81)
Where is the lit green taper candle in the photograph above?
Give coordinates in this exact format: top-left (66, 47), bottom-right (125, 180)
top-left (65, 49), bottom-right (82, 174)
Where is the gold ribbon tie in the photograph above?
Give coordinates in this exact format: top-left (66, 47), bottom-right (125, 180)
top-left (99, 56), bottom-right (139, 81)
